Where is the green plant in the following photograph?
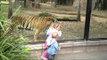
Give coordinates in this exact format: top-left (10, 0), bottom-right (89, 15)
top-left (39, 9), bottom-right (52, 17)
top-left (0, 5), bottom-right (32, 60)
top-left (0, 6), bottom-right (5, 36)
top-left (0, 34), bottom-right (29, 60)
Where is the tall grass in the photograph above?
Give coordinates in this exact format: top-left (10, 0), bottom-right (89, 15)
top-left (0, 34), bottom-right (29, 60)
top-left (0, 5), bottom-right (5, 35)
top-left (0, 5), bottom-right (32, 60)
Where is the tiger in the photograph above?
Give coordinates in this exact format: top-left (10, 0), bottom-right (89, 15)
top-left (10, 15), bottom-right (55, 41)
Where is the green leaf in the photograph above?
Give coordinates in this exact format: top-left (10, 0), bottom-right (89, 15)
top-left (0, 22), bottom-right (4, 31)
top-left (0, 54), bottom-right (9, 60)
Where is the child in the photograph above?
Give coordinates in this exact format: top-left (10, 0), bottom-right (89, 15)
top-left (47, 32), bottom-right (60, 60)
top-left (46, 23), bottom-right (62, 46)
top-left (41, 23), bottom-right (62, 60)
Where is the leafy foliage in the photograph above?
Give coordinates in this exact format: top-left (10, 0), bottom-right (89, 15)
top-left (39, 9), bottom-right (52, 17)
top-left (0, 34), bottom-right (29, 60)
top-left (0, 5), bottom-right (32, 60)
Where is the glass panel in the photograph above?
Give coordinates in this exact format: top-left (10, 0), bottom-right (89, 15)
top-left (2, 0), bottom-right (93, 42)
top-left (17, 0), bottom-right (87, 41)
top-left (89, 0), bottom-right (107, 39)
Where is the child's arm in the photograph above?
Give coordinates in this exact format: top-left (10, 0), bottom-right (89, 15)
top-left (58, 31), bottom-right (62, 37)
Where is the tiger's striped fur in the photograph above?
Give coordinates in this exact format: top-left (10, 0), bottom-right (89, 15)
top-left (11, 15), bottom-right (54, 41)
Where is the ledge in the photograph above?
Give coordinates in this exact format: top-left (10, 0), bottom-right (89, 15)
top-left (24, 40), bottom-right (107, 50)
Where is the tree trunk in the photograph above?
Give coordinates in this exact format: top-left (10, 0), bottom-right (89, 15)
top-left (71, 0), bottom-right (74, 6)
top-left (15, 0), bottom-right (18, 7)
top-left (77, 0), bottom-right (81, 21)
top-left (54, 0), bottom-right (57, 7)
top-left (73, 0), bottom-right (86, 10)
top-left (102, 0), bottom-right (107, 10)
top-left (24, 0), bottom-right (26, 7)
top-left (94, 0), bottom-right (107, 10)
top-left (8, 0), bottom-right (13, 18)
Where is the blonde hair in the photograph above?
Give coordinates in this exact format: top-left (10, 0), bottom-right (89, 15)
top-left (52, 32), bottom-right (58, 38)
top-left (53, 22), bottom-right (61, 29)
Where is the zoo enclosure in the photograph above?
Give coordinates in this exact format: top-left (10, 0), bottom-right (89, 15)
top-left (0, 0), bottom-right (107, 41)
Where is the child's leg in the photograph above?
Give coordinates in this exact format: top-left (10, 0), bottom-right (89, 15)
top-left (41, 50), bottom-right (48, 60)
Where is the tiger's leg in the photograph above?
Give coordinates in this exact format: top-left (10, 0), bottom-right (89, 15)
top-left (34, 29), bottom-right (42, 41)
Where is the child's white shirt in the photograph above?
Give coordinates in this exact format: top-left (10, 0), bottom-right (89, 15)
top-left (46, 28), bottom-right (62, 46)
